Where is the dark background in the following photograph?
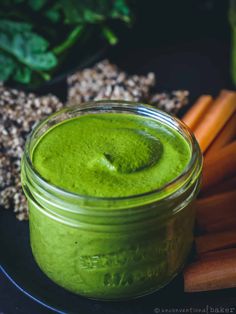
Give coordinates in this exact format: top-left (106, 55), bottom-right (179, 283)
top-left (0, 1), bottom-right (234, 313)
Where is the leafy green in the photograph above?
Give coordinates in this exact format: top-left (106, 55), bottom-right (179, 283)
top-left (53, 25), bottom-right (84, 55)
top-left (58, 0), bottom-right (131, 24)
top-left (28, 0), bottom-right (47, 11)
top-left (0, 20), bottom-right (32, 33)
top-left (44, 6), bottom-right (61, 23)
top-left (0, 52), bottom-right (16, 81)
top-left (102, 26), bottom-right (118, 45)
top-left (0, 19), bottom-right (57, 83)
top-left (0, 0), bottom-right (131, 85)
top-left (14, 64), bottom-right (32, 83)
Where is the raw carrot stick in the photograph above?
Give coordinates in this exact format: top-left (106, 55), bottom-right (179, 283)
top-left (196, 190), bottom-right (236, 233)
top-left (201, 141), bottom-right (236, 191)
top-left (205, 112), bottom-right (236, 158)
top-left (200, 247), bottom-right (236, 260)
top-left (196, 229), bottom-right (236, 255)
top-left (182, 95), bottom-right (213, 130)
top-left (184, 248), bottom-right (236, 292)
top-left (194, 90), bottom-right (236, 152)
top-left (200, 176), bottom-right (236, 197)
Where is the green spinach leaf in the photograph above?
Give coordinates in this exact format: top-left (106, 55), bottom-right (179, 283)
top-left (13, 64), bottom-right (32, 83)
top-left (0, 20), bottom-right (57, 71)
top-left (0, 0), bottom-right (131, 85)
top-left (0, 52), bottom-right (16, 81)
top-left (28, 0), bottom-right (47, 11)
top-left (58, 0), bottom-right (131, 24)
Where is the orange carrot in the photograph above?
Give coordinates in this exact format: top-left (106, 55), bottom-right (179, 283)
top-left (182, 95), bottom-right (213, 130)
top-left (201, 141), bottom-right (236, 191)
top-left (194, 90), bottom-right (236, 152)
top-left (200, 247), bottom-right (236, 260)
top-left (200, 176), bottom-right (236, 197)
top-left (184, 248), bottom-right (236, 292)
top-left (205, 112), bottom-right (236, 158)
top-left (196, 190), bottom-right (236, 233)
top-left (196, 229), bottom-right (236, 255)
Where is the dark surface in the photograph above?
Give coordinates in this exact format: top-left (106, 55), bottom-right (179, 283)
top-left (1, 1), bottom-right (236, 313)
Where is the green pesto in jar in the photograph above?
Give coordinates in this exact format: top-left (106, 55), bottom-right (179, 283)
top-left (32, 113), bottom-right (191, 197)
top-left (26, 112), bottom-right (196, 299)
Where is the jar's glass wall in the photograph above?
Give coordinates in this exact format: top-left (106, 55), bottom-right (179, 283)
top-left (28, 197), bottom-right (197, 299)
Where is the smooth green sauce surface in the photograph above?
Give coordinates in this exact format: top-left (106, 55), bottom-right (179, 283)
top-left (32, 113), bottom-right (191, 197)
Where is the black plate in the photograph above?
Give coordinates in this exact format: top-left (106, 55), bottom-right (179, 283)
top-left (1, 39), bottom-right (235, 313)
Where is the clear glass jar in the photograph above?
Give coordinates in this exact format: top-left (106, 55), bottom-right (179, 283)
top-left (21, 101), bottom-right (202, 300)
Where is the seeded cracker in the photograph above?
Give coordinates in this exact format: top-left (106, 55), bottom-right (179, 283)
top-left (0, 84), bottom-right (63, 220)
top-left (0, 60), bottom-right (188, 220)
top-left (68, 60), bottom-right (188, 113)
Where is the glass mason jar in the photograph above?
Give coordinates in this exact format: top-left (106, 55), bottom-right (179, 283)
top-left (21, 101), bottom-right (202, 300)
